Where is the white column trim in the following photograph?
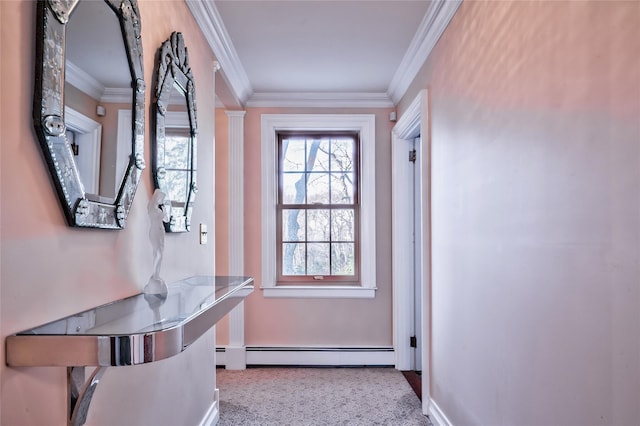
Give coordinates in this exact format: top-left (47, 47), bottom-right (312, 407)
top-left (226, 110), bottom-right (247, 370)
top-left (227, 110), bottom-right (246, 279)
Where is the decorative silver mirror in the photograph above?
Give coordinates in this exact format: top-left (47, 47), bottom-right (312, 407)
top-left (33, 0), bottom-right (145, 229)
top-left (153, 32), bottom-right (198, 233)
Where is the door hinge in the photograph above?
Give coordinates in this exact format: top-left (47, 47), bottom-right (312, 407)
top-left (409, 149), bottom-right (416, 163)
top-left (410, 336), bottom-right (417, 348)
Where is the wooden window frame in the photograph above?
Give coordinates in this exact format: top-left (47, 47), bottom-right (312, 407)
top-left (276, 131), bottom-right (361, 285)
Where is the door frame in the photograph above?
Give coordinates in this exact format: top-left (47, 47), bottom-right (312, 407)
top-left (392, 89), bottom-right (431, 414)
top-left (64, 106), bottom-right (102, 195)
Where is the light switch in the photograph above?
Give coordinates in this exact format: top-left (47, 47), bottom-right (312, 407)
top-left (199, 224), bottom-right (208, 245)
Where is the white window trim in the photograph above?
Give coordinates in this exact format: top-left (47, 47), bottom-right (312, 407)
top-left (261, 114), bottom-right (377, 298)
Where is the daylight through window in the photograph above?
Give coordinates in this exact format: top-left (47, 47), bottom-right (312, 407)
top-left (277, 132), bottom-right (360, 283)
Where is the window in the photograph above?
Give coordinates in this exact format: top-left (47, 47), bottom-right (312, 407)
top-left (261, 114), bottom-right (376, 298)
top-left (277, 132), bottom-right (359, 283)
top-left (163, 126), bottom-right (193, 206)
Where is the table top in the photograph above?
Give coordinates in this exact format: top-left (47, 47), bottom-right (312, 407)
top-left (6, 276), bottom-right (254, 366)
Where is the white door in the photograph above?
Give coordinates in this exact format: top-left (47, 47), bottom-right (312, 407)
top-left (392, 129), bottom-right (424, 373)
top-left (65, 106), bottom-right (102, 195)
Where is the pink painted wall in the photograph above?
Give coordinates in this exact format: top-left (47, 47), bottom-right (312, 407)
top-left (236, 107), bottom-right (395, 347)
top-left (1, 1), bottom-right (218, 424)
top-left (399, 1), bottom-right (640, 424)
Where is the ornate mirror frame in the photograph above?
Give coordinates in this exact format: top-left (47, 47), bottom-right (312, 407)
top-left (33, 0), bottom-right (145, 229)
top-left (153, 32), bottom-right (198, 233)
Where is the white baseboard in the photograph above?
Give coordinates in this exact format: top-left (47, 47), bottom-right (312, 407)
top-left (225, 346), bottom-right (247, 370)
top-left (198, 389), bottom-right (220, 426)
top-left (216, 348), bottom-right (226, 366)
top-left (216, 346), bottom-right (394, 367)
top-left (428, 398), bottom-right (453, 426)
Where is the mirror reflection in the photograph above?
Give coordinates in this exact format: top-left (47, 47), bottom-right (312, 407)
top-left (163, 84), bottom-right (193, 211)
top-left (32, 0), bottom-right (145, 228)
top-left (154, 32), bottom-right (198, 233)
top-left (65, 0), bottom-right (131, 203)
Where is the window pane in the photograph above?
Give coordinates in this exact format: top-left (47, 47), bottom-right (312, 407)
top-left (332, 243), bottom-right (355, 275)
top-left (331, 138), bottom-right (354, 172)
top-left (307, 243), bottom-right (330, 275)
top-left (331, 172), bottom-right (354, 204)
top-left (171, 205), bottom-right (185, 218)
top-left (307, 173), bottom-right (329, 204)
top-left (164, 170), bottom-right (189, 203)
top-left (331, 209), bottom-right (355, 242)
top-left (277, 131), bottom-right (360, 283)
top-left (282, 172), bottom-right (306, 204)
top-left (282, 243), bottom-right (305, 275)
top-left (282, 209), bottom-right (305, 242)
top-left (309, 139), bottom-right (330, 172)
top-left (191, 139), bottom-right (197, 171)
top-left (165, 133), bottom-right (190, 169)
top-left (307, 209), bottom-right (329, 241)
top-left (282, 138), bottom-right (306, 172)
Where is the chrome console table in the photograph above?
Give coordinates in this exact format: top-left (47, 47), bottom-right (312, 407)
top-left (5, 275), bottom-right (254, 426)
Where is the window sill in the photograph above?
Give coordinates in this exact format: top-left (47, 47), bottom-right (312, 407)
top-left (261, 285), bottom-right (377, 299)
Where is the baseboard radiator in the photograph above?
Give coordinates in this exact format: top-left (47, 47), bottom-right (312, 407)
top-left (216, 346), bottom-right (395, 367)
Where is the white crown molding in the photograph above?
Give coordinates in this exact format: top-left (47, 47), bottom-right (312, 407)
top-left (247, 92), bottom-right (394, 108)
top-left (66, 60), bottom-right (104, 101)
top-left (101, 88), bottom-right (132, 104)
top-left (66, 61), bottom-right (132, 103)
top-left (186, 0), bottom-right (253, 106)
top-left (186, 0), bottom-right (460, 108)
top-left (387, 0), bottom-right (462, 104)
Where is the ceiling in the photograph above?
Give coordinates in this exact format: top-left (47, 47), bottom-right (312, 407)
top-left (188, 0), bottom-right (461, 108)
top-left (66, 0), bottom-right (131, 99)
top-left (215, 1), bottom-right (429, 93)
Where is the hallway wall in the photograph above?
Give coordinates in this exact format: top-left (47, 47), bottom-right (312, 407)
top-left (1, 1), bottom-right (218, 424)
top-left (399, 1), bottom-right (640, 424)
top-left (215, 107), bottom-right (395, 348)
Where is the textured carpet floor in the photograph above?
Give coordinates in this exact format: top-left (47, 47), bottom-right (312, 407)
top-left (216, 367), bottom-right (431, 426)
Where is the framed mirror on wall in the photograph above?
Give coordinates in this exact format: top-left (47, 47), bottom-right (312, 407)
top-left (153, 32), bottom-right (198, 233)
top-left (33, 0), bottom-right (145, 229)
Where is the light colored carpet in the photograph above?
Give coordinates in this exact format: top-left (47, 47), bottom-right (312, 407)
top-left (216, 367), bottom-right (431, 426)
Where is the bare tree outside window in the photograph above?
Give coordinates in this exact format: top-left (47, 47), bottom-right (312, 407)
top-left (277, 132), bottom-right (359, 284)
top-left (164, 128), bottom-right (192, 205)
